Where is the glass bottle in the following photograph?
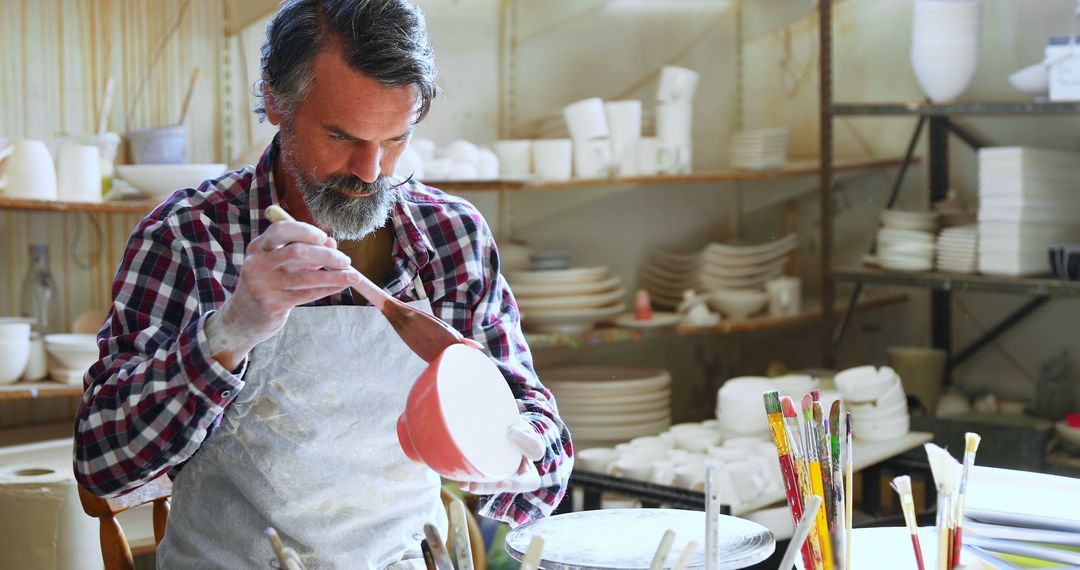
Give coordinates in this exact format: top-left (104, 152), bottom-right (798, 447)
top-left (20, 244), bottom-right (61, 335)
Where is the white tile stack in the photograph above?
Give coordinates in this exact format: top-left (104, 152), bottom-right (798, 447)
top-left (728, 128), bottom-right (789, 171)
top-left (978, 147), bottom-right (1080, 276)
top-left (911, 0), bottom-right (983, 102)
top-left (936, 225), bottom-right (978, 274)
top-left (877, 210), bottom-right (938, 272)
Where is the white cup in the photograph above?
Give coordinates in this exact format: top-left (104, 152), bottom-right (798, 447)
top-left (0, 338), bottom-right (30, 384)
top-left (57, 144), bottom-right (102, 203)
top-left (658, 140), bottom-right (692, 174)
top-left (0, 140), bottom-right (59, 200)
top-left (604, 100), bottom-right (642, 177)
top-left (22, 334), bottom-right (48, 381)
top-left (411, 138), bottom-right (437, 162)
top-left (476, 149), bottom-right (499, 179)
top-left (726, 458), bottom-right (770, 501)
top-left (629, 435), bottom-right (671, 450)
top-left (562, 97), bottom-right (610, 141)
top-left (0, 322), bottom-right (30, 341)
top-left (573, 138), bottom-right (613, 179)
top-left (765, 277), bottom-right (801, 317)
top-left (708, 446), bottom-right (754, 463)
top-left (577, 448), bottom-right (618, 472)
top-left (674, 464), bottom-right (742, 510)
top-left (424, 157), bottom-right (453, 180)
top-left (608, 456), bottom-right (673, 485)
top-left (657, 65), bottom-right (700, 102)
top-left (656, 102), bottom-right (693, 143)
top-left (494, 140), bottom-right (533, 177)
top-left (674, 430), bottom-right (722, 454)
top-left (724, 436), bottom-right (768, 450)
top-left (531, 139), bottom-right (572, 181)
top-left (637, 137), bottom-right (661, 176)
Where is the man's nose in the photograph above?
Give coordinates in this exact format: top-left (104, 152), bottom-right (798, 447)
top-left (349, 144), bottom-right (381, 183)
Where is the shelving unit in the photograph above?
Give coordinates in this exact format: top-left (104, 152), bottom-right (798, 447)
top-left (0, 381), bottom-right (83, 401)
top-left (817, 0), bottom-right (1080, 377)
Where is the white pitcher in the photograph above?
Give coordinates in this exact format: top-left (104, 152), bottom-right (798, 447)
top-left (0, 140), bottom-right (59, 201)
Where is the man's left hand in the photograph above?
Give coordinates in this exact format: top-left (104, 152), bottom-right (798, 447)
top-left (458, 420), bottom-right (546, 495)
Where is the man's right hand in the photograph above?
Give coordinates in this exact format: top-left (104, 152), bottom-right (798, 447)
top-left (206, 219), bottom-right (361, 370)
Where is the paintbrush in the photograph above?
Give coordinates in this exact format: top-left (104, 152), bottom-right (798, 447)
top-left (649, 529), bottom-right (676, 570)
top-left (420, 540), bottom-right (436, 570)
top-left (449, 498), bottom-right (474, 570)
top-left (952, 432), bottom-right (981, 568)
top-left (765, 391), bottom-right (815, 570)
top-left (890, 475), bottom-right (925, 570)
top-left (829, 400), bottom-right (846, 570)
top-left (813, 401), bottom-right (837, 570)
top-left (265, 527), bottom-right (305, 570)
top-left (671, 540), bottom-right (699, 570)
top-left (519, 536), bottom-right (545, 570)
top-left (803, 395), bottom-right (834, 570)
top-left (779, 495), bottom-right (824, 570)
top-left (783, 397), bottom-right (824, 570)
top-left (423, 523), bottom-right (455, 570)
top-left (925, 443), bottom-right (962, 570)
top-left (844, 411), bottom-right (854, 570)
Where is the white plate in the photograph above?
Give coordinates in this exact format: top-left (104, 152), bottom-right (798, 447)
top-left (544, 366), bottom-right (672, 392)
top-left (522, 303), bottom-right (625, 334)
top-left (509, 267), bottom-right (608, 286)
top-left (512, 275), bottom-right (621, 298)
top-left (610, 312), bottom-right (682, 329)
top-left (559, 399), bottom-right (670, 415)
top-left (699, 265), bottom-right (784, 289)
top-left (878, 228), bottom-right (936, 242)
top-left (569, 418), bottom-right (672, 441)
top-left (701, 257), bottom-right (787, 278)
top-left (704, 234), bottom-right (797, 258)
top-left (880, 257), bottom-right (933, 272)
top-left (565, 409), bottom-right (672, 427)
top-left (517, 287), bottom-right (625, 311)
top-left (549, 387), bottom-right (671, 405)
top-left (702, 245), bottom-right (795, 268)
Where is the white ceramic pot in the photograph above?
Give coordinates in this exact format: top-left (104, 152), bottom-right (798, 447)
top-left (0, 140), bottom-right (58, 200)
top-left (562, 97), bottom-right (610, 141)
top-left (0, 338), bottom-right (31, 384)
top-left (576, 448), bottom-right (618, 473)
top-left (494, 140), bottom-right (532, 177)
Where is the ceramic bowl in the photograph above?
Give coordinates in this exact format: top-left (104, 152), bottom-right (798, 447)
top-left (0, 339), bottom-right (31, 384)
top-left (397, 343), bottom-right (522, 481)
top-left (117, 164), bottom-right (228, 199)
top-left (1009, 63), bottom-right (1050, 96)
top-left (834, 365), bottom-right (898, 402)
top-left (849, 398), bottom-right (908, 420)
top-left (852, 413), bottom-right (910, 442)
top-left (576, 448), bottom-right (619, 473)
top-left (706, 289), bottom-right (769, 320)
top-left (0, 322), bottom-right (31, 342)
top-left (673, 430), bottom-right (722, 453)
top-left (43, 334), bottom-right (98, 372)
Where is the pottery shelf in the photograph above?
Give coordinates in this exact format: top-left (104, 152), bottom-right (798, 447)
top-left (0, 156), bottom-right (911, 215)
top-left (833, 266), bottom-right (1080, 298)
top-left (0, 381), bottom-right (83, 401)
top-left (524, 292), bottom-right (907, 351)
top-left (833, 101), bottom-right (1080, 117)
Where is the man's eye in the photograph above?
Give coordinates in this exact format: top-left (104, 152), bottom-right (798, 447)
top-left (333, 133), bottom-right (350, 141)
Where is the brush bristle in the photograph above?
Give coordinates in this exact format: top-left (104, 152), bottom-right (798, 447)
top-left (780, 396), bottom-right (799, 418)
top-left (890, 475), bottom-right (912, 496)
top-left (801, 393), bottom-right (813, 413)
top-left (763, 390), bottom-right (782, 414)
top-left (924, 443), bottom-right (962, 492)
top-left (811, 389), bottom-right (821, 402)
top-left (812, 401), bottom-right (824, 422)
top-left (829, 400), bottom-right (842, 429)
top-left (845, 411), bottom-right (852, 436)
top-left (965, 432), bottom-right (981, 454)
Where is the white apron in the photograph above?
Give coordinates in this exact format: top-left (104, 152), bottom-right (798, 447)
top-left (158, 287), bottom-right (446, 569)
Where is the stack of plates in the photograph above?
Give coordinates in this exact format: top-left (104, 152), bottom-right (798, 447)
top-left (978, 147), bottom-right (1080, 276)
top-left (715, 375), bottom-right (820, 437)
top-left (543, 366), bottom-right (672, 447)
top-left (835, 365), bottom-right (911, 442)
top-left (639, 250), bottom-right (703, 308)
top-left (936, 225), bottom-right (978, 273)
top-left (510, 267), bottom-right (625, 334)
top-left (728, 128), bottom-right (788, 171)
top-left (877, 211), bottom-right (937, 272)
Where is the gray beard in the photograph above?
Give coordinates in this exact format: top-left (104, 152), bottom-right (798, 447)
top-left (287, 165), bottom-right (400, 241)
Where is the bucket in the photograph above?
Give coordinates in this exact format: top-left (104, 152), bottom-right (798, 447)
top-left (126, 124), bottom-right (187, 164)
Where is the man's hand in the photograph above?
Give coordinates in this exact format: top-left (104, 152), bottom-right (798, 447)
top-left (458, 419), bottom-right (547, 495)
top-left (207, 220), bottom-right (360, 369)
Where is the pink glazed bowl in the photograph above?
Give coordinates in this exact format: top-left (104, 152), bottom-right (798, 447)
top-left (397, 343), bottom-right (522, 482)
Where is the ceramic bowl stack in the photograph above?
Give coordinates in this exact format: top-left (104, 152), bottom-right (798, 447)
top-left (910, 0), bottom-right (983, 102)
top-left (978, 147), bottom-right (1080, 276)
top-left (877, 210), bottom-right (938, 272)
top-left (715, 375), bottom-right (821, 438)
top-left (728, 128), bottom-right (788, 170)
top-left (834, 365), bottom-right (911, 442)
top-left (510, 267), bottom-right (625, 334)
top-left (936, 225), bottom-right (978, 273)
top-left (638, 250), bottom-right (703, 308)
top-left (701, 235), bottom-right (797, 319)
top-left (542, 366), bottom-right (671, 448)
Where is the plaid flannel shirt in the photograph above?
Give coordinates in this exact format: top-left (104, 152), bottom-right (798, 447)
top-left (74, 141), bottom-right (573, 526)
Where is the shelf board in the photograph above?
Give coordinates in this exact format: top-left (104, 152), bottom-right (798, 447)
top-left (0, 196), bottom-right (157, 214)
top-left (833, 101), bottom-right (1080, 117)
top-left (0, 381), bottom-right (83, 401)
top-left (833, 266), bottom-right (1080, 297)
top-left (524, 292), bottom-right (908, 350)
top-left (429, 156), bottom-right (911, 193)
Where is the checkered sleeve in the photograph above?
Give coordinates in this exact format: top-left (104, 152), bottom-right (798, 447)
top-left (73, 211), bottom-right (245, 498)
top-left (457, 213), bottom-right (574, 527)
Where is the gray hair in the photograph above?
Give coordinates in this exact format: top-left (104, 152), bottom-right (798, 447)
top-left (254, 0), bottom-right (437, 123)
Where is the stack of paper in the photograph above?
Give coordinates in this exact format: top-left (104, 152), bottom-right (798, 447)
top-left (978, 147), bottom-right (1080, 276)
top-left (961, 466), bottom-right (1080, 568)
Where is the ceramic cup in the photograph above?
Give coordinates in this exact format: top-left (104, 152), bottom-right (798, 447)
top-left (656, 102), bottom-right (693, 144)
top-left (22, 334), bottom-right (47, 381)
top-left (673, 430), bottom-right (722, 454)
top-left (494, 140), bottom-right (533, 177)
top-left (577, 447), bottom-right (618, 473)
top-left (725, 457), bottom-right (770, 501)
top-left (637, 137), bottom-right (662, 176)
top-left (562, 97), bottom-right (610, 141)
top-left (0, 140), bottom-right (58, 200)
top-left (707, 446), bottom-right (754, 463)
top-left (657, 65), bottom-right (700, 102)
top-left (424, 157), bottom-right (453, 180)
top-left (674, 464), bottom-right (742, 510)
top-left (608, 456), bottom-right (674, 485)
top-left (531, 139), bottom-right (572, 181)
top-left (0, 338), bottom-right (30, 385)
top-left (658, 140), bottom-right (692, 175)
top-left (56, 143), bottom-right (102, 203)
top-left (765, 277), bottom-right (802, 317)
top-left (573, 138), bottom-right (614, 179)
top-left (0, 322), bottom-right (30, 342)
top-left (604, 100), bottom-right (642, 177)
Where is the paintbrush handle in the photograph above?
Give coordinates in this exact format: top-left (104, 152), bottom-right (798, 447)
top-left (780, 495), bottom-right (823, 570)
top-left (671, 540), bottom-right (699, 570)
top-left (649, 529), bottom-right (676, 570)
top-left (519, 536), bottom-right (545, 570)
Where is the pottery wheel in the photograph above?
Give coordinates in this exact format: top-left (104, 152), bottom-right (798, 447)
top-left (504, 509), bottom-right (775, 569)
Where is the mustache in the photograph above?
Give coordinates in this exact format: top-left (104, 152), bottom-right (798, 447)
top-left (312, 174), bottom-right (389, 195)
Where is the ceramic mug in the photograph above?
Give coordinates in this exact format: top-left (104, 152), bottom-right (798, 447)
top-left (532, 139), bottom-right (572, 181)
top-left (576, 448), bottom-right (619, 473)
top-left (0, 140), bottom-right (59, 200)
top-left (657, 65), bottom-right (700, 102)
top-left (573, 138), bottom-right (614, 179)
top-left (57, 143), bottom-right (102, 203)
top-left (656, 102), bottom-right (693, 144)
top-left (658, 141), bottom-right (692, 175)
top-left (608, 456), bottom-right (675, 485)
top-left (673, 464), bottom-right (742, 510)
top-left (765, 277), bottom-right (802, 317)
top-left (604, 100), bottom-right (642, 177)
top-left (494, 140), bottom-right (532, 177)
top-left (562, 97), bottom-right (610, 141)
top-left (674, 430), bottom-right (722, 454)
top-left (725, 458), bottom-right (769, 501)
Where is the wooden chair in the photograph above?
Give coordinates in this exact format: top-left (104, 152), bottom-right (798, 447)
top-left (79, 478), bottom-right (486, 570)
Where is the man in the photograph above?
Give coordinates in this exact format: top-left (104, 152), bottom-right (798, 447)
top-left (73, 1), bottom-right (573, 567)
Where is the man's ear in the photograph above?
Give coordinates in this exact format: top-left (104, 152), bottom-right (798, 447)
top-left (263, 83), bottom-right (282, 126)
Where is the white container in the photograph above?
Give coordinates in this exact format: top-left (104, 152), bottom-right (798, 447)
top-left (604, 100), bottom-right (642, 177)
top-left (656, 65), bottom-right (700, 102)
top-left (576, 448), bottom-right (618, 473)
top-left (56, 144), bottom-right (102, 203)
top-left (494, 140), bottom-right (532, 177)
top-left (573, 138), bottom-right (613, 179)
top-left (22, 335), bottom-right (48, 381)
top-left (765, 277), bottom-right (801, 317)
top-left (0, 338), bottom-right (31, 384)
top-left (0, 322), bottom-right (30, 342)
top-left (0, 140), bottom-right (59, 201)
top-left (1047, 37), bottom-right (1080, 102)
top-left (531, 139), bottom-right (572, 181)
top-left (562, 97), bottom-right (609, 141)
top-left (656, 102), bottom-right (693, 144)
top-left (43, 334), bottom-right (99, 372)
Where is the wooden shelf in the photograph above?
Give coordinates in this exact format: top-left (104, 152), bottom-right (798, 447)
top-left (833, 101), bottom-right (1080, 117)
top-left (833, 266), bottom-right (1080, 298)
top-left (0, 381), bottom-right (83, 401)
top-left (524, 292), bottom-right (908, 350)
top-left (0, 196), bottom-right (157, 214)
top-left (433, 156), bottom-right (911, 193)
